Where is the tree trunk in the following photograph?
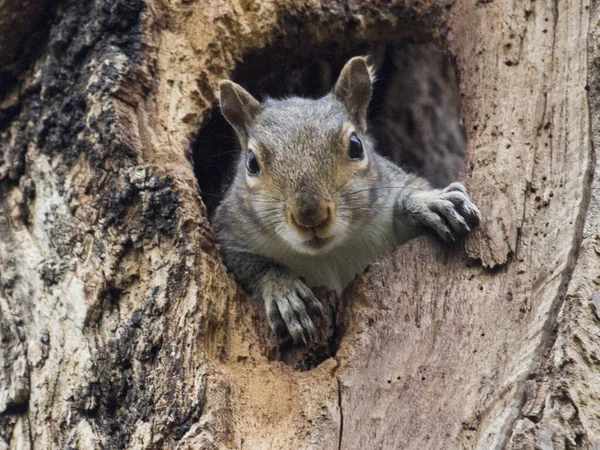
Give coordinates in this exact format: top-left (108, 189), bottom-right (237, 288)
top-left (1, 0), bottom-right (598, 449)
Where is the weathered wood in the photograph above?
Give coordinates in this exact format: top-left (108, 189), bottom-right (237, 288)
top-left (0, 0), bottom-right (599, 448)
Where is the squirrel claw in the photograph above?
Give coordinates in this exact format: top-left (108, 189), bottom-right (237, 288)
top-left (262, 276), bottom-right (322, 344)
top-left (441, 187), bottom-right (480, 227)
top-left (410, 182), bottom-right (479, 242)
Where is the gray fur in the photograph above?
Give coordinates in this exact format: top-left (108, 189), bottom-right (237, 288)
top-left (213, 57), bottom-right (480, 344)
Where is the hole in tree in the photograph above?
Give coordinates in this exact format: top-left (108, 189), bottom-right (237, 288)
top-left (191, 37), bottom-right (466, 370)
top-left (193, 39), bottom-right (466, 216)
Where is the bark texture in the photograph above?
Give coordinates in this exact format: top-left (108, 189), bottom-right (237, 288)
top-left (0, 0), bottom-right (599, 449)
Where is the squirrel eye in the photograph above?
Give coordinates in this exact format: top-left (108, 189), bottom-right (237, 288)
top-left (245, 150), bottom-right (261, 176)
top-left (348, 133), bottom-right (364, 161)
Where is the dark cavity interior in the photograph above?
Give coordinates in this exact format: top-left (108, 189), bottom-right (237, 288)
top-left (192, 40), bottom-right (466, 216)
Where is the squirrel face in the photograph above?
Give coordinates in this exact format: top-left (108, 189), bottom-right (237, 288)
top-left (219, 57), bottom-right (376, 255)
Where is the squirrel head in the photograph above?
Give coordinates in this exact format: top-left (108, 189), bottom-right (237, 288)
top-left (218, 57), bottom-right (378, 255)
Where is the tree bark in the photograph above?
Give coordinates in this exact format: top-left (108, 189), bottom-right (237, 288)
top-left (0, 0), bottom-right (599, 449)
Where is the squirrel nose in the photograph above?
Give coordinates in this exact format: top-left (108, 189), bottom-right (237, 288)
top-left (291, 202), bottom-right (331, 229)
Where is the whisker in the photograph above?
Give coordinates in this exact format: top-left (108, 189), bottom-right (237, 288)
top-left (199, 191), bottom-right (226, 198)
top-left (338, 203), bottom-right (397, 211)
top-left (253, 206), bottom-right (284, 214)
top-left (252, 192), bottom-right (288, 205)
top-left (254, 209), bottom-right (284, 215)
top-left (338, 185), bottom-right (435, 199)
top-left (332, 177), bottom-right (353, 195)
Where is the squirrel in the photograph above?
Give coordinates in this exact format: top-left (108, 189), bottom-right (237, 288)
top-left (212, 56), bottom-right (479, 344)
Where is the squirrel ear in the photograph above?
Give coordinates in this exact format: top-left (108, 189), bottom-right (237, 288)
top-left (219, 80), bottom-right (261, 141)
top-left (333, 57), bottom-right (373, 131)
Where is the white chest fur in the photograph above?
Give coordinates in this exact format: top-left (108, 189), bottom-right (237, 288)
top-left (273, 211), bottom-right (400, 293)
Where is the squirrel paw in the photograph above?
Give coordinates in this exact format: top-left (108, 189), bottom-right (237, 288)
top-left (261, 275), bottom-right (324, 344)
top-left (412, 182), bottom-right (480, 243)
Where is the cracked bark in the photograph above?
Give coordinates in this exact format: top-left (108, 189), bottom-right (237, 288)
top-left (1, 0), bottom-right (600, 449)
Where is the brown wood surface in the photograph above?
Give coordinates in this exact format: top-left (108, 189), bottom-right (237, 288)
top-left (0, 0), bottom-right (599, 448)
